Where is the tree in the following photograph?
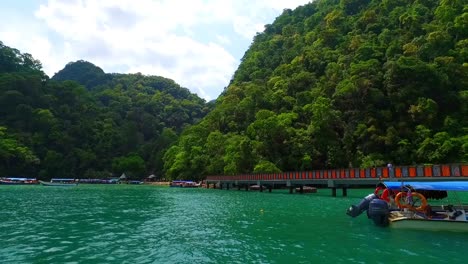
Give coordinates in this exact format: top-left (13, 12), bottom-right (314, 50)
top-left (253, 160), bottom-right (282, 173)
top-left (112, 154), bottom-right (146, 178)
top-left (0, 126), bottom-right (39, 175)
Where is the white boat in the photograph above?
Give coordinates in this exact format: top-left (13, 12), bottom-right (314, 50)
top-left (39, 178), bottom-right (78, 187)
top-left (295, 186), bottom-right (317, 193)
top-left (388, 212), bottom-right (468, 232)
top-left (170, 180), bottom-right (200, 188)
top-left (347, 181), bottom-right (468, 232)
top-left (0, 177), bottom-right (38, 185)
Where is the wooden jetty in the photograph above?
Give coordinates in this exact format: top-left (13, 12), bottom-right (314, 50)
top-left (205, 164), bottom-right (468, 196)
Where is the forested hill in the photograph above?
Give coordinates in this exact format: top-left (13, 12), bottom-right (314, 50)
top-left (0, 44), bottom-right (209, 179)
top-left (163, 0), bottom-right (468, 180)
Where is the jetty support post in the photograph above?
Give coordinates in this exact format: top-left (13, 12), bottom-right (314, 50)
top-left (342, 187), bottom-right (347, 197)
top-left (328, 180), bottom-right (337, 197)
top-left (286, 181), bottom-right (293, 194)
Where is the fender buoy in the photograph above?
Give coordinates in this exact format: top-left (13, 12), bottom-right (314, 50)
top-left (395, 191), bottom-right (427, 211)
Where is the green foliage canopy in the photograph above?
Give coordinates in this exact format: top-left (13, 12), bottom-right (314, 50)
top-left (164, 0), bottom-right (467, 177)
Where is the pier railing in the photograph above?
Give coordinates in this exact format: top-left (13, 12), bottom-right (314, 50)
top-left (205, 164), bottom-right (467, 196)
top-left (206, 164), bottom-right (467, 182)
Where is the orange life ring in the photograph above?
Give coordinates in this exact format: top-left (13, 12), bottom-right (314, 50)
top-left (395, 191), bottom-right (427, 211)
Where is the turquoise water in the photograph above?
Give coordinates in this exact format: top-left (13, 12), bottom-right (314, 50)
top-left (0, 185), bottom-right (466, 263)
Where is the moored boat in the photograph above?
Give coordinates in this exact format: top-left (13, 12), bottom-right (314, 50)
top-left (128, 180), bottom-right (144, 184)
top-left (78, 178), bottom-right (119, 184)
top-left (295, 186), bottom-right (317, 193)
top-left (0, 177), bottom-right (38, 185)
top-left (347, 181), bottom-right (468, 232)
top-left (39, 178), bottom-right (78, 187)
top-left (249, 185), bottom-right (266, 191)
top-left (170, 180), bottom-right (200, 188)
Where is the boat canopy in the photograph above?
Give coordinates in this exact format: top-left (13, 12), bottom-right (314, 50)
top-left (4, 177), bottom-right (36, 181)
top-left (384, 181), bottom-right (468, 192)
top-left (51, 178), bottom-right (76, 182)
top-left (172, 180), bottom-right (195, 183)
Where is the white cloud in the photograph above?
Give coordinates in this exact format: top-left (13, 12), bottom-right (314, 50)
top-left (215, 35), bottom-right (231, 46)
top-left (1, 0), bottom-right (311, 100)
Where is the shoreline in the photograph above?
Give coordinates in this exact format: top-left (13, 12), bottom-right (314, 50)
top-left (144, 181), bottom-right (171, 186)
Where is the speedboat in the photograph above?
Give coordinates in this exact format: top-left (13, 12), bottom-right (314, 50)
top-left (347, 181), bottom-right (468, 232)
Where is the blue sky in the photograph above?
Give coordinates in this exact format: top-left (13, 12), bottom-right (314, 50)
top-left (0, 0), bottom-right (311, 101)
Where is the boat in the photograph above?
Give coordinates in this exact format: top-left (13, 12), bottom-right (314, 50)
top-left (39, 178), bottom-right (78, 187)
top-left (128, 180), bottom-right (144, 184)
top-left (249, 185), bottom-right (266, 191)
top-left (0, 177), bottom-right (38, 185)
top-left (295, 186), bottom-right (317, 193)
top-left (347, 181), bottom-right (468, 232)
top-left (78, 178), bottom-right (119, 184)
top-left (170, 180), bottom-right (200, 188)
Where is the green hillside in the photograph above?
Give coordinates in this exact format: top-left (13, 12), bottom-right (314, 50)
top-left (163, 0), bottom-right (468, 180)
top-left (0, 46), bottom-right (209, 179)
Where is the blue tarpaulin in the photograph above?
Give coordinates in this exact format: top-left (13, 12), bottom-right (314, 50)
top-left (384, 181), bottom-right (468, 192)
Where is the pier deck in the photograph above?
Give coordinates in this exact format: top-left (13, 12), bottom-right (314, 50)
top-left (205, 164), bottom-right (468, 196)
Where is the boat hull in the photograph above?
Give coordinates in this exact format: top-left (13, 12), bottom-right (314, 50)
top-left (390, 217), bottom-right (468, 232)
top-left (0, 180), bottom-right (38, 185)
top-left (295, 187), bottom-right (317, 193)
top-left (39, 180), bottom-right (78, 187)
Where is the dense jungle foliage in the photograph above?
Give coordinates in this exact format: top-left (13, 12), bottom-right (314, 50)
top-left (163, 0), bottom-right (468, 180)
top-left (0, 45), bottom-right (209, 179)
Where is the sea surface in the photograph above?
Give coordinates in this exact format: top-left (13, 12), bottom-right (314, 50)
top-left (0, 184), bottom-right (467, 263)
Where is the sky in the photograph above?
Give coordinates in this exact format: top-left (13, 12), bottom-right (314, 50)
top-left (0, 0), bottom-right (311, 101)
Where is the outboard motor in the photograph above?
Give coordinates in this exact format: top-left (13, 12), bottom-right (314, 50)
top-left (368, 199), bottom-right (389, 227)
top-left (346, 193), bottom-right (378, 217)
